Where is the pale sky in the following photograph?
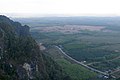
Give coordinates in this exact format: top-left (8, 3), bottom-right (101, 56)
top-left (0, 0), bottom-right (120, 17)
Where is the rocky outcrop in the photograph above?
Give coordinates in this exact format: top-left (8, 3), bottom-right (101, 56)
top-left (0, 15), bottom-right (69, 80)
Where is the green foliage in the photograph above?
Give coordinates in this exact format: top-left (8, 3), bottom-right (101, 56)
top-left (31, 23), bottom-right (120, 79)
top-left (46, 46), bottom-right (97, 80)
top-left (0, 15), bottom-right (69, 80)
top-left (57, 59), bottom-right (96, 80)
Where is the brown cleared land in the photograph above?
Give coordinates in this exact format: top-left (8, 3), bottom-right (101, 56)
top-left (32, 25), bottom-right (106, 34)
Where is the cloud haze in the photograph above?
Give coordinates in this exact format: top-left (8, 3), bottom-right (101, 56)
top-left (0, 0), bottom-right (120, 17)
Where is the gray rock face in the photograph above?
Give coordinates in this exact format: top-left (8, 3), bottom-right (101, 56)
top-left (0, 15), bottom-right (43, 79)
top-left (0, 15), bottom-right (69, 80)
top-left (14, 22), bottom-right (30, 36)
top-left (0, 28), bottom-right (4, 60)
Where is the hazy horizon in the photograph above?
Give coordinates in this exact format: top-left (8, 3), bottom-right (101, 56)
top-left (1, 13), bottom-right (120, 18)
top-left (1, 0), bottom-right (120, 18)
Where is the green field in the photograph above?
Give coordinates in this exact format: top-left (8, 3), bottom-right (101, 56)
top-left (17, 17), bottom-right (120, 79)
top-left (45, 46), bottom-right (97, 80)
top-left (31, 27), bottom-right (120, 78)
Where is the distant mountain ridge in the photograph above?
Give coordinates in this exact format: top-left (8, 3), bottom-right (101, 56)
top-left (0, 15), bottom-right (69, 80)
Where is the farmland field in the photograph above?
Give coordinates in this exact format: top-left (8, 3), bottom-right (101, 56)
top-left (30, 25), bottom-right (120, 78)
top-left (15, 17), bottom-right (120, 79)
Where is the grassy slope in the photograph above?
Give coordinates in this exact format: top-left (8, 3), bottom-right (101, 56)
top-left (57, 59), bottom-right (96, 80)
top-left (46, 46), bottom-right (97, 80)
